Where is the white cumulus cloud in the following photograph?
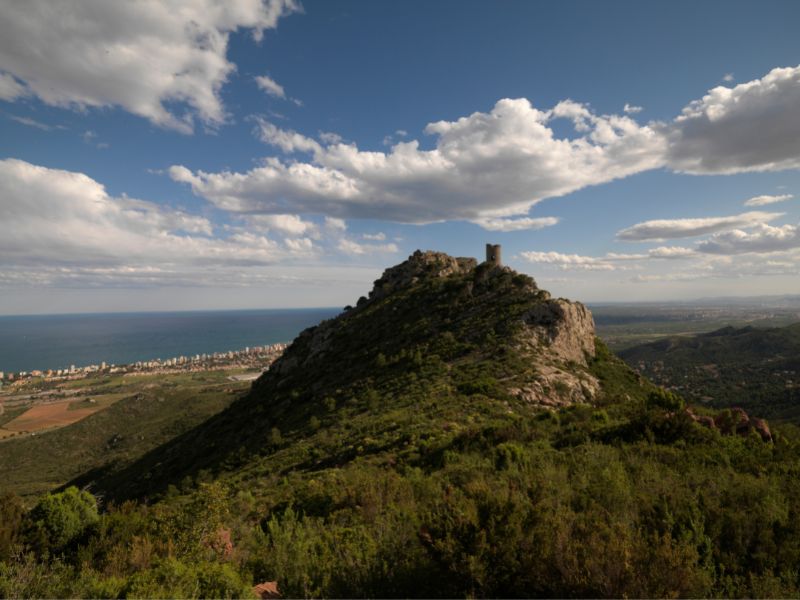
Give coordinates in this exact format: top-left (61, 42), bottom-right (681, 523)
top-left (665, 65), bottom-right (800, 174)
top-left (248, 213), bottom-right (315, 236)
top-left (0, 158), bottom-right (318, 277)
top-left (169, 65), bottom-right (800, 225)
top-left (172, 98), bottom-right (666, 223)
top-left (0, 0), bottom-right (298, 133)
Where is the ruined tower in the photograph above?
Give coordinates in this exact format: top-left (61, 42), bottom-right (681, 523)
top-left (485, 243), bottom-right (502, 266)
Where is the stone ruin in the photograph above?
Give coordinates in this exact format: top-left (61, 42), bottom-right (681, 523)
top-left (485, 243), bottom-right (502, 266)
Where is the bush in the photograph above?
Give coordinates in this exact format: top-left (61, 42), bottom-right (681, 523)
top-left (24, 487), bottom-right (99, 555)
top-left (123, 557), bottom-right (253, 599)
top-left (647, 388), bottom-right (685, 412)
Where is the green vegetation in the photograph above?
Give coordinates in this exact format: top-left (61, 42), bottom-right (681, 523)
top-left (2, 256), bottom-right (800, 597)
top-left (620, 323), bottom-right (800, 422)
top-left (0, 371), bottom-right (246, 497)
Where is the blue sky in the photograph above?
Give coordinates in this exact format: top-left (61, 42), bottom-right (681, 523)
top-left (1, 0), bottom-right (800, 314)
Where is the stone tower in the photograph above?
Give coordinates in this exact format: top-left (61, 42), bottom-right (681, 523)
top-left (485, 243), bottom-right (502, 266)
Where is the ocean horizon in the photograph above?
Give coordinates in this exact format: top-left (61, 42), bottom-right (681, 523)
top-left (0, 308), bottom-right (340, 374)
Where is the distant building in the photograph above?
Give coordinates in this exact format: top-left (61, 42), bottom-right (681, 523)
top-left (0, 371), bottom-right (4, 380)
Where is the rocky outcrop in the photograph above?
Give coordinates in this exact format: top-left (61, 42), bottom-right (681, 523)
top-left (509, 364), bottom-right (600, 408)
top-left (519, 299), bottom-right (596, 365)
top-left (685, 406), bottom-right (772, 442)
top-left (367, 250), bottom-right (477, 303)
top-left (253, 581), bottom-right (280, 599)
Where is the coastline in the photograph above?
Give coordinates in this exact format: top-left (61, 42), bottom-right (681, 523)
top-left (0, 342), bottom-right (288, 389)
top-left (0, 307), bottom-right (338, 376)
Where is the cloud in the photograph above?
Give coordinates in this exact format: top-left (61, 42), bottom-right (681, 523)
top-left (337, 238), bottom-right (398, 256)
top-left (471, 216), bottom-right (559, 232)
top-left (253, 118), bottom-right (322, 154)
top-left (172, 98), bottom-right (666, 222)
top-left (697, 222), bottom-right (800, 255)
top-left (743, 193), bottom-right (794, 207)
top-left (723, 73), bottom-right (735, 82)
top-left (248, 213), bottom-right (315, 236)
top-left (518, 251), bottom-right (618, 271)
top-left (519, 246), bottom-right (695, 271)
top-left (362, 232), bottom-right (386, 241)
top-left (382, 129), bottom-right (410, 146)
top-left (167, 65), bottom-right (800, 224)
top-left (616, 211), bottom-right (783, 241)
top-left (0, 72), bottom-right (27, 100)
top-left (0, 0), bottom-right (298, 133)
top-left (665, 65), bottom-right (800, 173)
top-left (647, 245), bottom-right (696, 259)
top-left (319, 131), bottom-right (343, 144)
top-left (623, 103), bottom-right (643, 114)
top-left (324, 217), bottom-right (347, 231)
top-left (255, 74), bottom-right (286, 99)
top-left (7, 115), bottom-right (59, 131)
top-left (284, 237), bottom-right (314, 253)
top-left (0, 158), bottom-right (318, 276)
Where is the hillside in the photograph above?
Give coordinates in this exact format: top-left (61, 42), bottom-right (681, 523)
top-left (620, 323), bottom-right (800, 422)
top-left (0, 372), bottom-right (246, 498)
top-left (78, 251), bottom-right (631, 502)
top-left (3, 250), bottom-right (800, 598)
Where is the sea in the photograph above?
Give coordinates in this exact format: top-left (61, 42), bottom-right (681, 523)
top-left (0, 308), bottom-right (340, 374)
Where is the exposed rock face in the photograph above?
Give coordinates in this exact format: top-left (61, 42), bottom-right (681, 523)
top-left (519, 299), bottom-right (596, 365)
top-left (368, 250), bottom-right (477, 303)
top-left (509, 364), bottom-right (599, 409)
top-left (507, 296), bottom-right (599, 408)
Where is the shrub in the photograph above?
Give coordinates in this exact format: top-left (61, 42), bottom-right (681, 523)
top-left (23, 487), bottom-right (99, 555)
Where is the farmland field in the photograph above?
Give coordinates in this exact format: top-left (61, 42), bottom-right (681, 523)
top-left (0, 370), bottom-right (250, 497)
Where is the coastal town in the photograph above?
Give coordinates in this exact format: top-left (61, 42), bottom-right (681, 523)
top-left (0, 342), bottom-right (288, 389)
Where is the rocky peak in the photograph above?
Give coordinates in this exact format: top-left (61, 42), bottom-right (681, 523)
top-left (365, 250), bottom-right (478, 304)
top-left (269, 248), bottom-right (602, 410)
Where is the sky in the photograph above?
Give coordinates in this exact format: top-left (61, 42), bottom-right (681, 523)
top-left (1, 0), bottom-right (800, 315)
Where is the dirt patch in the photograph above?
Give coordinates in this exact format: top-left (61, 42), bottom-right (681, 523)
top-left (0, 401), bottom-right (104, 437)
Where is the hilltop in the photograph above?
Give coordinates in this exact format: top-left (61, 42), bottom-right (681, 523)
top-left (79, 249), bottom-right (629, 501)
top-left (3, 248), bottom-right (800, 598)
top-left (620, 322), bottom-right (800, 422)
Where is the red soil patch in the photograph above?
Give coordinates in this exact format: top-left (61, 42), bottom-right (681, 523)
top-left (2, 401), bottom-right (101, 434)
